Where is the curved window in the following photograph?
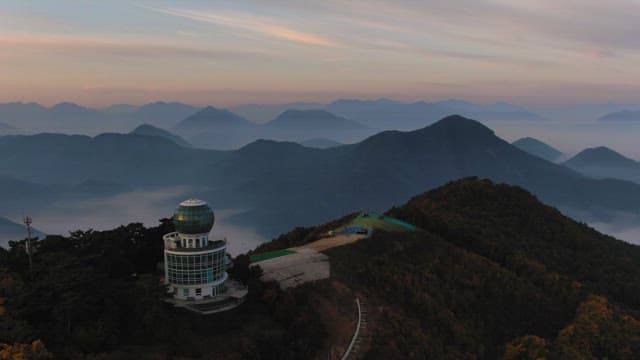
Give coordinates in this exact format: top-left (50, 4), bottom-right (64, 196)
top-left (166, 250), bottom-right (227, 285)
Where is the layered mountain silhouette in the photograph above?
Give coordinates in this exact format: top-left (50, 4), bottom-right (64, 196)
top-left (49, 102), bottom-right (104, 120)
top-left (564, 146), bottom-right (640, 183)
top-left (174, 106), bottom-right (258, 149)
top-left (326, 98), bottom-right (541, 130)
top-left (512, 137), bottom-right (563, 162)
top-left (231, 98), bottom-right (541, 130)
top-left (599, 110), bottom-right (640, 122)
top-left (175, 106), bottom-right (254, 131)
top-left (130, 124), bottom-right (192, 147)
top-left (0, 101), bottom-right (200, 134)
top-left (132, 101), bottom-right (200, 129)
top-left (265, 109), bottom-right (366, 131)
top-left (179, 108), bottom-right (371, 149)
top-left (299, 137), bottom-right (343, 149)
top-left (2, 115), bottom-right (640, 237)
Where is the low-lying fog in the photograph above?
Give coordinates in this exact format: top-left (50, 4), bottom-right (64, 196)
top-left (560, 207), bottom-right (640, 246)
top-left (5, 188), bottom-right (267, 255)
top-left (5, 188), bottom-right (639, 254)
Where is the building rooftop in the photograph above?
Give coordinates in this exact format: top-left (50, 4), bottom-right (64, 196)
top-left (180, 198), bottom-right (207, 207)
top-left (173, 199), bottom-right (215, 234)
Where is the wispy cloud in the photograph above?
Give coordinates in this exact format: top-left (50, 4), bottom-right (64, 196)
top-left (139, 5), bottom-right (340, 48)
top-left (0, 34), bottom-right (272, 60)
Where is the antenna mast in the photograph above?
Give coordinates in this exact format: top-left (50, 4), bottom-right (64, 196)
top-left (23, 216), bottom-right (33, 277)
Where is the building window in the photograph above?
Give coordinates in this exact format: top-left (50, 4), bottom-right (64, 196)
top-left (183, 288), bottom-right (189, 297)
top-left (195, 288), bottom-right (202, 296)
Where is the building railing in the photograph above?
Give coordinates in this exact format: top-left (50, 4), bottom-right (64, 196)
top-left (163, 232), bottom-right (227, 252)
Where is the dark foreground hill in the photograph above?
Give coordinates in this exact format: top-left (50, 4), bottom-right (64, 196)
top-left (259, 178), bottom-right (640, 358)
top-left (2, 179), bottom-right (638, 359)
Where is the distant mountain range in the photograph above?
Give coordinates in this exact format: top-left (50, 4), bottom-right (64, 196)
top-left (2, 115), bottom-right (640, 238)
top-left (564, 146), bottom-right (640, 184)
top-left (0, 101), bottom-right (201, 134)
top-left (175, 106), bottom-right (254, 131)
top-left (130, 102), bottom-right (201, 129)
top-left (599, 110), bottom-right (640, 122)
top-left (0, 99), bottom-right (543, 149)
top-left (512, 137), bottom-right (563, 162)
top-left (299, 138), bottom-right (343, 149)
top-left (232, 98), bottom-right (542, 130)
top-left (265, 109), bottom-right (366, 131)
top-left (130, 124), bottom-right (192, 147)
top-left (328, 99), bottom-right (542, 129)
top-left (173, 108), bottom-right (371, 149)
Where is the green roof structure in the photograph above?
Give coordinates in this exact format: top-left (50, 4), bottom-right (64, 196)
top-left (173, 199), bottom-right (215, 234)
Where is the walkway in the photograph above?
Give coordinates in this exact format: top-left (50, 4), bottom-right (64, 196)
top-left (341, 297), bottom-right (367, 360)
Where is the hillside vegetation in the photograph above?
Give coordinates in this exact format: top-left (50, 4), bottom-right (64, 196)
top-left (259, 178), bottom-right (640, 358)
top-left (1, 178), bottom-right (639, 359)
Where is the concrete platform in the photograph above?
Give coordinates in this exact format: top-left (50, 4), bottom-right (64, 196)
top-left (165, 279), bottom-right (248, 315)
top-left (252, 248), bottom-right (330, 289)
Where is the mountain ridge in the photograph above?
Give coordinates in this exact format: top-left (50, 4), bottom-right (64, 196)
top-left (512, 137), bottom-right (563, 162)
top-left (265, 109), bottom-right (366, 131)
top-left (564, 146), bottom-right (640, 183)
top-left (2, 115), bottom-right (640, 239)
top-left (130, 124), bottom-right (192, 147)
top-left (599, 110), bottom-right (640, 122)
top-left (175, 106), bottom-right (254, 131)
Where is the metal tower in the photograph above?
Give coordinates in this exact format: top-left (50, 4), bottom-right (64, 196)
top-left (23, 216), bottom-right (33, 277)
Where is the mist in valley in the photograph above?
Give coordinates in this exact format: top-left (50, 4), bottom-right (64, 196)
top-left (3, 188), bottom-right (267, 255)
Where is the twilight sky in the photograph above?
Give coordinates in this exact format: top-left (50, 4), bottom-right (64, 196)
top-left (1, 0), bottom-right (639, 107)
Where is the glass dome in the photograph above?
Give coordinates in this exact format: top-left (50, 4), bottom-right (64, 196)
top-left (173, 199), bottom-right (215, 234)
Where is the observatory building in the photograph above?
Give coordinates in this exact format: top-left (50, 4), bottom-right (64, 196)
top-left (163, 199), bottom-right (246, 314)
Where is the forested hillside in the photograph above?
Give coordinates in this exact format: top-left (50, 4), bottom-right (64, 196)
top-left (0, 221), bottom-right (326, 359)
top-left (2, 178), bottom-right (639, 359)
top-left (260, 178), bottom-right (640, 358)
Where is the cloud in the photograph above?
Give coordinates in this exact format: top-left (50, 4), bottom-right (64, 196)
top-left (0, 34), bottom-right (272, 60)
top-left (139, 5), bottom-right (340, 48)
top-left (231, 0), bottom-right (640, 57)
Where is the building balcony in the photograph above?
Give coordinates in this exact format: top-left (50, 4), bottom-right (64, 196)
top-left (163, 232), bottom-right (226, 252)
